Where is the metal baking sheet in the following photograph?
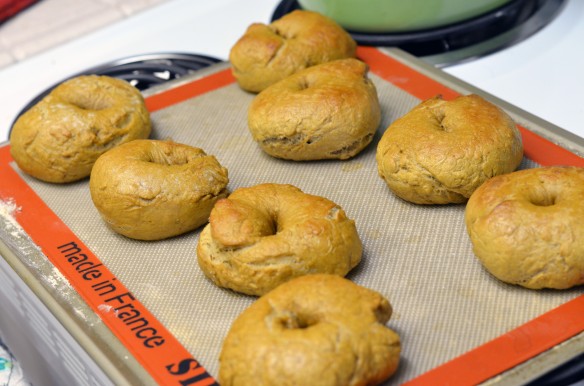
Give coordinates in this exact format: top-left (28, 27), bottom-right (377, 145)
top-left (0, 47), bottom-right (582, 385)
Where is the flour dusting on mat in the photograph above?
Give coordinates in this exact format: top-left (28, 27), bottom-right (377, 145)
top-left (0, 198), bottom-right (24, 238)
top-left (0, 198), bottom-right (43, 259)
top-left (46, 266), bottom-right (72, 292)
top-left (0, 198), bottom-right (73, 295)
top-left (98, 304), bottom-right (117, 316)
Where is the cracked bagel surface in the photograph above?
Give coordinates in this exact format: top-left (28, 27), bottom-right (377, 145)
top-left (218, 274), bottom-right (401, 386)
top-left (196, 183), bottom-right (362, 296)
top-left (247, 58), bottom-right (380, 161)
top-left (376, 94), bottom-right (523, 204)
top-left (229, 9), bottom-right (356, 93)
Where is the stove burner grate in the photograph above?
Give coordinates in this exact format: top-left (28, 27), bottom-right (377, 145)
top-left (10, 53), bottom-right (221, 132)
top-left (86, 53), bottom-right (221, 91)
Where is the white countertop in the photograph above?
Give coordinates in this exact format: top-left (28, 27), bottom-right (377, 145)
top-left (443, 0), bottom-right (584, 141)
top-left (1, 0), bottom-right (583, 142)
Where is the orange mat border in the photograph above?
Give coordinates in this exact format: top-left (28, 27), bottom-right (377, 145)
top-left (0, 145), bottom-right (217, 385)
top-left (0, 46), bottom-right (582, 385)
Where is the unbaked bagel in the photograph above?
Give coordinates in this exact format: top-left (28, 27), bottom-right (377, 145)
top-left (196, 183), bottom-right (362, 296)
top-left (465, 166), bottom-right (584, 289)
top-left (248, 58), bottom-right (380, 160)
top-left (229, 10), bottom-right (356, 93)
top-left (376, 94), bottom-right (523, 204)
top-left (10, 75), bottom-right (151, 183)
top-left (219, 274), bottom-right (401, 386)
top-left (89, 139), bottom-right (229, 240)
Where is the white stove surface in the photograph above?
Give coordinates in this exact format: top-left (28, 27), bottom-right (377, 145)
top-left (0, 0), bottom-right (583, 143)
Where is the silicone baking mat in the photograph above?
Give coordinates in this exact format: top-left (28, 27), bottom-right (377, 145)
top-left (0, 47), bottom-right (583, 385)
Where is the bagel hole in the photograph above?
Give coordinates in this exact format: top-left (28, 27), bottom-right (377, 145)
top-left (272, 26), bottom-right (294, 39)
top-left (68, 95), bottom-right (112, 111)
top-left (115, 112), bottom-right (132, 129)
top-left (146, 152), bottom-right (171, 166)
top-left (529, 193), bottom-right (556, 207)
top-left (278, 312), bottom-right (317, 330)
top-left (145, 148), bottom-right (189, 166)
top-left (297, 77), bottom-right (311, 90)
top-left (261, 216), bottom-right (278, 237)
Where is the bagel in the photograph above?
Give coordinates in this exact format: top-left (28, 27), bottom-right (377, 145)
top-left (465, 166), bottom-right (584, 289)
top-left (248, 58), bottom-right (380, 161)
top-left (10, 75), bottom-right (151, 183)
top-left (229, 10), bottom-right (356, 93)
top-left (89, 139), bottom-right (228, 241)
top-left (196, 183), bottom-right (362, 296)
top-left (376, 94), bottom-right (523, 204)
top-left (219, 274), bottom-right (401, 386)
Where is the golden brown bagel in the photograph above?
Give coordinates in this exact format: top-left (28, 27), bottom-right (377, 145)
top-left (219, 274), bottom-right (401, 386)
top-left (376, 94), bottom-right (523, 204)
top-left (465, 166), bottom-right (584, 289)
top-left (196, 183), bottom-right (362, 296)
top-left (89, 139), bottom-right (228, 240)
top-left (10, 75), bottom-right (151, 183)
top-left (229, 10), bottom-right (356, 93)
top-left (248, 58), bottom-right (380, 161)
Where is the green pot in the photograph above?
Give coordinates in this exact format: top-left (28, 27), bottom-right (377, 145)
top-left (297, 0), bottom-right (513, 32)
